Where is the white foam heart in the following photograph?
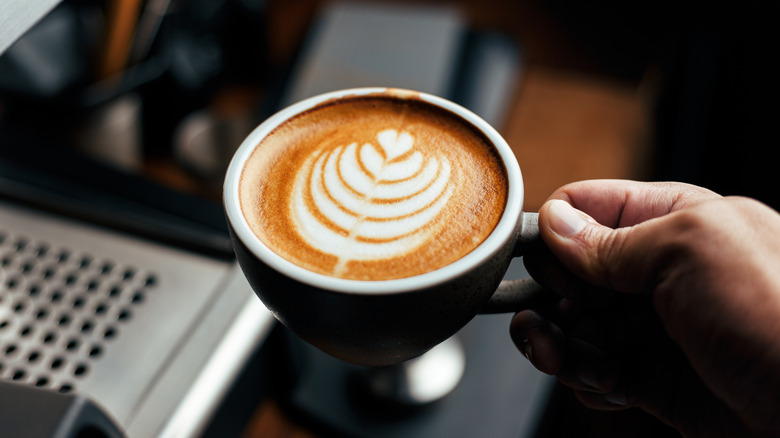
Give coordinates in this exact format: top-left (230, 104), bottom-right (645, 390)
top-left (377, 129), bottom-right (413, 161)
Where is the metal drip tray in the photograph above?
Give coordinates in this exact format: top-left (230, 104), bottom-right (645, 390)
top-left (0, 201), bottom-right (271, 436)
top-left (0, 225), bottom-right (162, 393)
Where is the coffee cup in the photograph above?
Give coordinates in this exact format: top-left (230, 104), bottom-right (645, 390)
top-left (224, 87), bottom-right (549, 366)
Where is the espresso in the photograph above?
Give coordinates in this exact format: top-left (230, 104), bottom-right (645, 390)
top-left (239, 93), bottom-right (507, 280)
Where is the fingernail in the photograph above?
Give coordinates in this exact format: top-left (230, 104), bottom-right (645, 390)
top-left (578, 373), bottom-right (602, 391)
top-left (547, 200), bottom-right (587, 237)
top-left (518, 338), bottom-right (533, 362)
top-left (604, 392), bottom-right (627, 406)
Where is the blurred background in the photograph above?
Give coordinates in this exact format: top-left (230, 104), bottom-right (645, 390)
top-left (3, 0), bottom-right (778, 210)
top-left (0, 0), bottom-right (777, 437)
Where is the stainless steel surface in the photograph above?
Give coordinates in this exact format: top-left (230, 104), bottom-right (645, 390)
top-left (143, 269), bottom-right (272, 438)
top-left (281, 2), bottom-right (465, 106)
top-left (0, 0), bottom-right (62, 55)
top-left (0, 200), bottom-right (274, 436)
top-left (360, 336), bottom-right (466, 405)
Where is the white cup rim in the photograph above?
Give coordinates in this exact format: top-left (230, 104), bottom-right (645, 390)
top-left (224, 87), bottom-right (524, 295)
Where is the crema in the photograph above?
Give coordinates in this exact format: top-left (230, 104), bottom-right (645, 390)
top-left (239, 94), bottom-right (507, 280)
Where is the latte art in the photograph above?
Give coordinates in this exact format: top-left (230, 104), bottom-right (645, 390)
top-left (292, 129), bottom-right (454, 275)
top-left (239, 95), bottom-right (507, 280)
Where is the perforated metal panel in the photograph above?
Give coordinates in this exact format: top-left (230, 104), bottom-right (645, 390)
top-left (0, 227), bottom-right (157, 394)
top-left (0, 201), bottom-right (272, 437)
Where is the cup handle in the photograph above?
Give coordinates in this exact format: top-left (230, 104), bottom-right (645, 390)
top-left (480, 212), bottom-right (556, 314)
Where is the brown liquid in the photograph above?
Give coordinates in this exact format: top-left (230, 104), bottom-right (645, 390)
top-left (239, 94), bottom-right (507, 280)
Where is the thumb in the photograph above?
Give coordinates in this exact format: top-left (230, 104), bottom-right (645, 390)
top-left (539, 199), bottom-right (660, 294)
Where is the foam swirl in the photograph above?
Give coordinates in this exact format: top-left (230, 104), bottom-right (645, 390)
top-left (290, 129), bottom-right (454, 275)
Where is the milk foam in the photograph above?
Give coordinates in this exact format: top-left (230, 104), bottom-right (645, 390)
top-left (240, 95), bottom-right (507, 280)
top-left (291, 129), bottom-right (453, 275)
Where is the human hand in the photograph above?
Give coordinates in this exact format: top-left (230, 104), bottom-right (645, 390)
top-left (512, 180), bottom-right (780, 437)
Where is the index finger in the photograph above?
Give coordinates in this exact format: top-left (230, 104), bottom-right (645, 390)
top-left (547, 180), bottom-right (721, 228)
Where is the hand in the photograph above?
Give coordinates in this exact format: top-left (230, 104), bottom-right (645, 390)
top-left (512, 179), bottom-right (780, 437)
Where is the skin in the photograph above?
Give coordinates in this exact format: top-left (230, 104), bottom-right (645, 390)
top-left (511, 179), bottom-right (780, 437)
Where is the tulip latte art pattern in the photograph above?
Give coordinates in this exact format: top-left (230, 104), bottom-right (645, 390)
top-left (239, 96), bottom-right (507, 280)
top-left (292, 129), bottom-right (453, 275)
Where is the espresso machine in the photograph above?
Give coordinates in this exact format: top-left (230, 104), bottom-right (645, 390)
top-left (0, 2), bottom-right (274, 436)
top-left (0, 2), bottom-right (554, 437)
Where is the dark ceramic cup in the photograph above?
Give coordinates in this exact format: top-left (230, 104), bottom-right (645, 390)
top-left (224, 88), bottom-right (548, 366)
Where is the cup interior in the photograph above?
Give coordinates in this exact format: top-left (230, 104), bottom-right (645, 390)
top-left (223, 87), bottom-right (525, 294)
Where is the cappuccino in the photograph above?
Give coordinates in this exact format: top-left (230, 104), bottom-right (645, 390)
top-left (239, 93), bottom-right (507, 280)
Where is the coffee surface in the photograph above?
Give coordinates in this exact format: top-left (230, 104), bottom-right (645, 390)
top-left (240, 94), bottom-right (507, 280)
